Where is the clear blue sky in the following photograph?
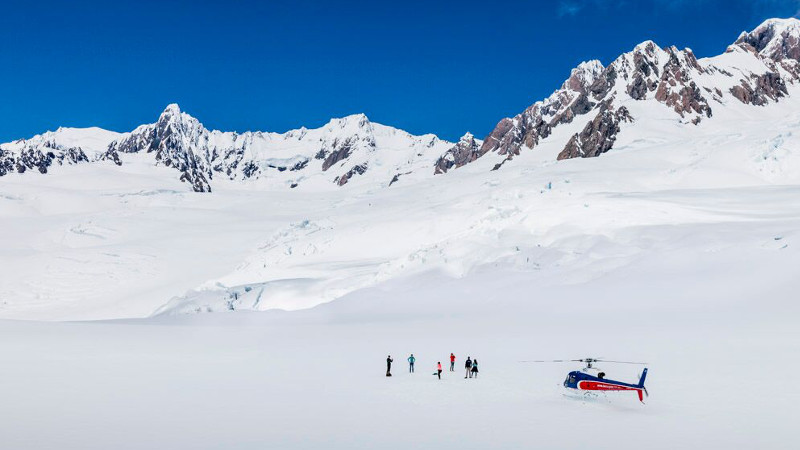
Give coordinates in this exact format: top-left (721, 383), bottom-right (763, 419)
top-left (1, 0), bottom-right (798, 142)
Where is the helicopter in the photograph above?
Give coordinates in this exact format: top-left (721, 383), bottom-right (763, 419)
top-left (525, 358), bottom-right (649, 402)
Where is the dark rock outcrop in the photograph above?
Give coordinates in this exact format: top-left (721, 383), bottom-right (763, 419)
top-left (105, 104), bottom-right (213, 192)
top-left (557, 104), bottom-right (633, 160)
top-left (730, 72), bottom-right (788, 106)
top-left (655, 48), bottom-right (712, 118)
top-left (322, 138), bottom-right (355, 171)
top-left (334, 163), bottom-right (368, 186)
top-left (435, 61), bottom-right (604, 173)
top-left (435, 40), bottom-right (721, 174)
top-left (0, 143), bottom-right (88, 177)
top-left (735, 18), bottom-right (800, 62)
top-left (434, 132), bottom-right (482, 174)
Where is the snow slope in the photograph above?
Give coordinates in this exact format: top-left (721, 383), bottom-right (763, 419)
top-left (1, 92), bottom-right (800, 320)
top-left (0, 238), bottom-right (797, 449)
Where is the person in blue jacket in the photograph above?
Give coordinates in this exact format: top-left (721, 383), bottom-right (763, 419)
top-left (408, 354), bottom-right (416, 373)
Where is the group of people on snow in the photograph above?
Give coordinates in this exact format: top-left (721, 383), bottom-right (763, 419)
top-left (386, 353), bottom-right (479, 379)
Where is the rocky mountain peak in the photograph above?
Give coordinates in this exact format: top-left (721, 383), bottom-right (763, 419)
top-left (326, 113), bottom-right (372, 133)
top-left (735, 17), bottom-right (800, 62)
top-left (156, 103), bottom-right (202, 130)
top-left (561, 60), bottom-right (604, 93)
top-left (633, 40), bottom-right (660, 55)
top-left (157, 103), bottom-right (186, 126)
top-left (162, 102), bottom-right (181, 115)
top-left (459, 132), bottom-right (475, 142)
top-left (434, 131), bottom-right (481, 174)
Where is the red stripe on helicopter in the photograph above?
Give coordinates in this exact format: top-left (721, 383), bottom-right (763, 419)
top-left (578, 381), bottom-right (638, 392)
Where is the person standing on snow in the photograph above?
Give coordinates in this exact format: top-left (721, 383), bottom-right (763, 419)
top-left (386, 355), bottom-right (394, 377)
top-left (450, 353), bottom-right (456, 372)
top-left (465, 356), bottom-right (473, 379)
top-left (433, 361), bottom-right (443, 379)
top-left (408, 354), bottom-right (416, 373)
top-left (471, 359), bottom-right (479, 378)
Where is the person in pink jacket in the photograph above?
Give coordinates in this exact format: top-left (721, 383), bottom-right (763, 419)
top-left (433, 361), bottom-right (443, 379)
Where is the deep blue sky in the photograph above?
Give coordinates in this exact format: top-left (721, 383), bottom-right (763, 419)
top-left (1, 0), bottom-right (798, 142)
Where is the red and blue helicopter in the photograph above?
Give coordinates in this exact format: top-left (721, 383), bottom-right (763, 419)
top-left (527, 358), bottom-right (649, 402)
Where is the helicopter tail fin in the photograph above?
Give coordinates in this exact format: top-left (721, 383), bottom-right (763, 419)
top-left (636, 368), bottom-right (649, 402)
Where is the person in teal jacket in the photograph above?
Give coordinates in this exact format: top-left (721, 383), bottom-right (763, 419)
top-left (408, 354), bottom-right (416, 373)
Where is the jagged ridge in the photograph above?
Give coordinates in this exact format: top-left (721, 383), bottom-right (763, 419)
top-left (435, 17), bottom-right (800, 173)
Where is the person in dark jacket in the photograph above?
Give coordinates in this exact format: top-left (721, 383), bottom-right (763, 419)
top-left (465, 356), bottom-right (473, 379)
top-left (386, 355), bottom-right (393, 377)
top-left (471, 359), bottom-right (479, 378)
top-left (408, 354), bottom-right (416, 373)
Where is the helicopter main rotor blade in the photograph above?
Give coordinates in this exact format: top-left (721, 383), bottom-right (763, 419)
top-left (595, 359), bottom-right (648, 365)
top-left (518, 358), bottom-right (647, 364)
top-left (518, 360), bottom-right (572, 363)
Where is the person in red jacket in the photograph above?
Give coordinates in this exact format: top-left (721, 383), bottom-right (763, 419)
top-left (449, 353), bottom-right (456, 372)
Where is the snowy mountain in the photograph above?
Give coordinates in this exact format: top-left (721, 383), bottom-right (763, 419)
top-left (1, 104), bottom-right (455, 192)
top-left (4, 19), bottom-right (800, 191)
top-left (436, 17), bottom-right (800, 172)
top-left (0, 127), bottom-right (121, 176)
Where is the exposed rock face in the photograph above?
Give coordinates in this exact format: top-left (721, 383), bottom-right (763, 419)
top-left (558, 104), bottom-right (633, 160)
top-left (322, 136), bottom-right (365, 171)
top-left (105, 104), bottom-right (213, 192)
top-left (436, 18), bottom-right (800, 174)
top-left (434, 41), bottom-right (717, 174)
top-left (435, 60), bottom-right (604, 174)
top-left (0, 139), bottom-right (89, 177)
top-left (735, 18), bottom-right (800, 62)
top-left (334, 163), bottom-right (368, 186)
top-left (726, 18), bottom-right (800, 107)
top-left (730, 72), bottom-right (788, 106)
top-left (604, 42), bottom-right (711, 120)
top-left (434, 132), bottom-right (482, 174)
top-left (92, 106), bottom-right (450, 192)
top-left (654, 48), bottom-right (712, 118)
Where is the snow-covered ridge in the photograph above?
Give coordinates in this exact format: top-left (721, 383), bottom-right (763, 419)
top-left (435, 17), bottom-right (800, 173)
top-left (0, 127), bottom-right (123, 177)
top-left (4, 18), bottom-right (800, 189)
top-left (1, 105), bottom-right (455, 191)
top-left (103, 104), bottom-right (458, 192)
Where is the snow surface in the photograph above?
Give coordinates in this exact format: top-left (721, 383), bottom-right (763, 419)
top-left (0, 249), bottom-right (797, 448)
